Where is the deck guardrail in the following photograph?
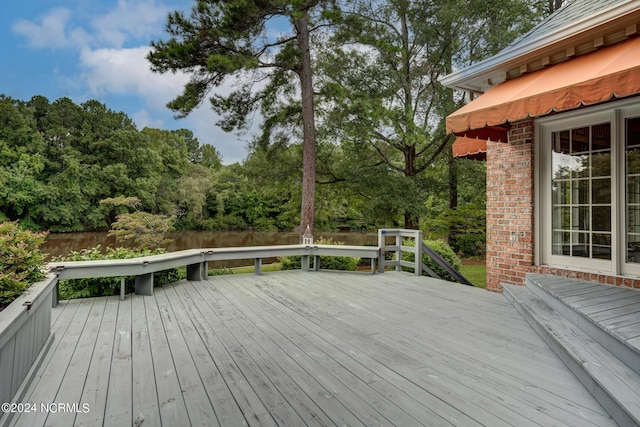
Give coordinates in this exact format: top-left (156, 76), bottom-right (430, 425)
top-left (0, 274), bottom-right (57, 415)
top-left (47, 229), bottom-right (474, 304)
top-left (48, 244), bottom-right (382, 302)
top-left (378, 228), bottom-right (473, 286)
top-left (378, 229), bottom-right (424, 275)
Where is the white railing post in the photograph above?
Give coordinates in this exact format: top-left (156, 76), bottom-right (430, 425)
top-left (415, 230), bottom-right (423, 276)
top-left (395, 233), bottom-right (402, 272)
top-left (378, 229), bottom-right (385, 273)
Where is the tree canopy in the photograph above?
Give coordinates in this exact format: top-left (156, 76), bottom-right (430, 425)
top-left (0, 95), bottom-right (222, 232)
top-left (0, 0), bottom-right (555, 257)
top-left (311, 0), bottom-right (539, 228)
top-left (148, 0), bottom-right (339, 239)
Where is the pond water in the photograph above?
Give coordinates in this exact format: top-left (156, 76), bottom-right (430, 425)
top-left (42, 230), bottom-right (379, 268)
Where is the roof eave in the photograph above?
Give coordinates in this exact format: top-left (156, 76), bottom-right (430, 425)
top-left (440, 0), bottom-right (640, 93)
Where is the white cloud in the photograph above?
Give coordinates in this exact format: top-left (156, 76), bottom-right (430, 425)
top-left (12, 8), bottom-right (81, 49)
top-left (91, 0), bottom-right (169, 48)
top-left (79, 45), bottom-right (188, 97)
top-left (11, 1), bottom-right (255, 164)
top-left (12, 1), bottom-right (169, 50)
top-left (182, 106), bottom-right (257, 164)
top-left (132, 109), bottom-right (165, 129)
top-left (78, 45), bottom-right (252, 163)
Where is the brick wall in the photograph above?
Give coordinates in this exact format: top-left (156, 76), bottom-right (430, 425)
top-left (485, 118), bottom-right (640, 291)
top-left (485, 119), bottom-right (535, 292)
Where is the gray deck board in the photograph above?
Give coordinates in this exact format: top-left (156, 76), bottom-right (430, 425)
top-left (534, 277), bottom-right (640, 358)
top-left (222, 276), bottom-right (473, 426)
top-left (130, 293), bottom-right (161, 427)
top-left (154, 285), bottom-right (220, 427)
top-left (220, 276), bottom-right (451, 425)
top-left (44, 297), bottom-right (106, 427)
top-left (209, 276), bottom-right (423, 427)
top-left (74, 295), bottom-right (119, 427)
top-left (162, 283), bottom-right (246, 427)
top-left (10, 298), bottom-right (95, 427)
top-left (9, 271), bottom-right (618, 427)
top-left (142, 290), bottom-right (190, 426)
top-left (314, 276), bottom-right (612, 421)
top-left (103, 294), bottom-right (132, 427)
top-left (171, 282), bottom-right (276, 427)
top-left (574, 291), bottom-right (640, 311)
top-left (264, 274), bottom-right (611, 426)
top-left (184, 280), bottom-right (318, 427)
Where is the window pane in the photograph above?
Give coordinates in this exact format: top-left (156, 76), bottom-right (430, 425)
top-left (627, 117), bottom-right (640, 264)
top-left (552, 150), bottom-right (571, 179)
top-left (591, 152), bottom-right (610, 177)
top-left (572, 127), bottom-right (589, 152)
top-left (553, 231), bottom-right (570, 255)
top-left (592, 233), bottom-right (611, 260)
top-left (571, 154), bottom-right (589, 179)
top-left (552, 123), bottom-right (611, 262)
top-left (626, 117), bottom-right (640, 148)
top-left (553, 206), bottom-right (571, 230)
top-left (554, 130), bottom-right (570, 153)
top-left (592, 178), bottom-right (611, 204)
top-left (573, 233), bottom-right (590, 258)
top-left (572, 180), bottom-right (589, 204)
top-left (628, 206), bottom-right (640, 233)
top-left (628, 148), bottom-right (640, 175)
top-left (592, 123), bottom-right (611, 150)
top-left (572, 206), bottom-right (589, 231)
top-left (592, 206), bottom-right (611, 232)
top-left (553, 180), bottom-right (570, 205)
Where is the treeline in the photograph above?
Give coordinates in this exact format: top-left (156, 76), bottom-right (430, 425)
top-left (0, 95), bottom-right (220, 231)
top-left (0, 94), bottom-right (486, 255)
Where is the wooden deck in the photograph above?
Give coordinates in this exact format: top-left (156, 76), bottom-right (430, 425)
top-left (7, 272), bottom-right (616, 427)
top-left (533, 276), bottom-right (640, 353)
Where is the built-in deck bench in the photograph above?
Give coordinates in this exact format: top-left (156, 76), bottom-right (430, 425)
top-left (48, 228), bottom-right (448, 301)
top-left (48, 244), bottom-right (383, 299)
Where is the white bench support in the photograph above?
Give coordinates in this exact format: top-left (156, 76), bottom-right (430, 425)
top-left (135, 273), bottom-right (154, 296)
top-left (301, 255), bottom-right (310, 271)
top-left (186, 263), bottom-right (203, 281)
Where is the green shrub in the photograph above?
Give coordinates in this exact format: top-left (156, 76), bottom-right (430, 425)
top-left (208, 267), bottom-right (234, 276)
top-left (52, 246), bottom-right (185, 300)
top-left (280, 237), bottom-right (359, 271)
top-left (0, 222), bottom-right (47, 310)
top-left (402, 239), bottom-right (462, 282)
top-left (424, 204), bottom-right (486, 258)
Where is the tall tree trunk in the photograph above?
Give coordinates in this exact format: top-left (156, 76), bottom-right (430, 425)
top-left (443, 16), bottom-right (458, 245)
top-left (404, 145), bottom-right (419, 229)
top-left (400, 4), bottom-right (418, 231)
top-left (404, 212), bottom-right (419, 230)
top-left (295, 13), bottom-right (317, 241)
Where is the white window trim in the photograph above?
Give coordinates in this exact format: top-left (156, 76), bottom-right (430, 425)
top-left (619, 102), bottom-right (640, 276)
top-left (535, 97), bottom-right (640, 276)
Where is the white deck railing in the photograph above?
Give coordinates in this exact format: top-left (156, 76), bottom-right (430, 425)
top-left (0, 274), bottom-right (57, 410)
top-left (48, 244), bottom-right (382, 302)
top-left (377, 228), bottom-right (423, 275)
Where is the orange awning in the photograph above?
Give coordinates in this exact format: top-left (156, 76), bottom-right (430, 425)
top-left (447, 36), bottom-right (640, 137)
top-left (452, 136), bottom-right (487, 160)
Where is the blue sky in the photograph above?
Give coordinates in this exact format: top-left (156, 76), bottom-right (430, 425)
top-left (0, 0), bottom-right (256, 164)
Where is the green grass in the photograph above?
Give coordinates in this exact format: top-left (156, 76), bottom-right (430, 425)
top-left (459, 263), bottom-right (487, 289)
top-left (209, 260), bottom-right (488, 289)
top-left (221, 263), bottom-right (283, 275)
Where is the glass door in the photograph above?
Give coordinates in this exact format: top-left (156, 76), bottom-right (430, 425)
top-left (626, 117), bottom-right (640, 264)
top-left (551, 123), bottom-right (612, 260)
